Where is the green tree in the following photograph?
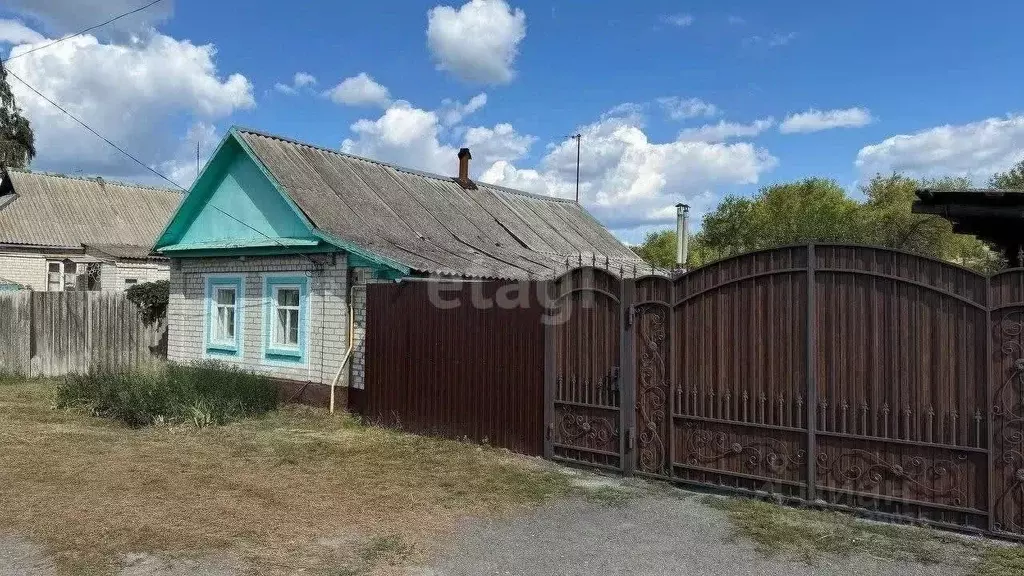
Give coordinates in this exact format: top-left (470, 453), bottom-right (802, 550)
top-left (990, 158), bottom-right (1024, 190)
top-left (634, 174), bottom-right (1001, 273)
top-left (0, 60), bottom-right (35, 169)
top-left (631, 230), bottom-right (717, 269)
top-left (699, 178), bottom-right (864, 258)
top-left (860, 174), bottom-right (999, 270)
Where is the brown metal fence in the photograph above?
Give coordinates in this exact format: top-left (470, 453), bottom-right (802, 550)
top-left (362, 244), bottom-right (1024, 538)
top-left (362, 280), bottom-right (547, 455)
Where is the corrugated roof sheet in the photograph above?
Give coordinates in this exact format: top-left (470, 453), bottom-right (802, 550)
top-left (0, 170), bottom-right (181, 250)
top-left (236, 129), bottom-right (644, 279)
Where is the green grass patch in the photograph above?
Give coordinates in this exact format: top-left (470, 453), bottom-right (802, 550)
top-left (55, 361), bottom-right (278, 427)
top-left (976, 545), bottom-right (1024, 576)
top-left (703, 495), bottom-right (1024, 575)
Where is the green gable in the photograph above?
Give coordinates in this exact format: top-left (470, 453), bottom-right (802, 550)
top-left (154, 130), bottom-right (408, 278)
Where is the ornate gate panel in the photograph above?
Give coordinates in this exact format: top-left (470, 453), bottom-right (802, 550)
top-left (634, 276), bottom-right (672, 477)
top-left (546, 267), bottom-right (625, 470)
top-left (991, 269), bottom-right (1024, 536)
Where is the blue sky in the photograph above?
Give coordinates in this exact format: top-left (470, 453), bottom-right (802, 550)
top-left (3, 0), bottom-right (1024, 243)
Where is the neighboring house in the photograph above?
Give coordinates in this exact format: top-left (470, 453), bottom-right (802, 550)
top-left (155, 127), bottom-right (644, 403)
top-left (0, 169), bottom-right (181, 292)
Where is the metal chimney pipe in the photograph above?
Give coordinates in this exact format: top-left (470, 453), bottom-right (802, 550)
top-left (676, 203), bottom-right (689, 269)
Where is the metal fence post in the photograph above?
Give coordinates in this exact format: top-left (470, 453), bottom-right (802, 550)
top-left (620, 277), bottom-right (636, 475)
top-left (985, 274), bottom-right (995, 532)
top-left (542, 279), bottom-right (555, 461)
top-left (806, 243), bottom-right (817, 502)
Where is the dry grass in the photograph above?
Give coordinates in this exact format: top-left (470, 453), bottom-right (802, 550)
top-left (0, 379), bottom-right (574, 575)
top-left (704, 495), bottom-right (1024, 576)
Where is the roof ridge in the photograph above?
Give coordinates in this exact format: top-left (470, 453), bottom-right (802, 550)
top-left (5, 168), bottom-right (182, 195)
top-left (231, 125), bottom-right (578, 205)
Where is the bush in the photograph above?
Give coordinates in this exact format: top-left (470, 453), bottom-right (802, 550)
top-left (125, 280), bottom-right (169, 326)
top-left (55, 361), bottom-right (278, 427)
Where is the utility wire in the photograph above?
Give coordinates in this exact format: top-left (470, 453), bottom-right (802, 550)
top-left (4, 68), bottom-right (325, 269)
top-left (2, 0), bottom-right (166, 63)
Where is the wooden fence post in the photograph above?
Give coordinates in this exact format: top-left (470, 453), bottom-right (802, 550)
top-left (806, 243), bottom-right (817, 502)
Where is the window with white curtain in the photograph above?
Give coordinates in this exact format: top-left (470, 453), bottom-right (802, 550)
top-left (272, 286), bottom-right (300, 347)
top-left (212, 286), bottom-right (237, 344)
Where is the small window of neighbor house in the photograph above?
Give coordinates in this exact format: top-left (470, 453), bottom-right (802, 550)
top-left (46, 261), bottom-right (62, 292)
top-left (124, 278), bottom-right (138, 288)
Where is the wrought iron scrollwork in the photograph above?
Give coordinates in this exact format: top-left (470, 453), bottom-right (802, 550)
top-left (816, 450), bottom-right (967, 505)
top-left (559, 411), bottom-right (619, 445)
top-left (684, 423), bottom-right (805, 477)
top-left (636, 306), bottom-right (668, 474)
top-left (993, 311), bottom-right (1024, 532)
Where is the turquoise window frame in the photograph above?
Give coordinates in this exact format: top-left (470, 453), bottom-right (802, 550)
top-left (204, 275), bottom-right (244, 357)
top-left (263, 275), bottom-right (309, 364)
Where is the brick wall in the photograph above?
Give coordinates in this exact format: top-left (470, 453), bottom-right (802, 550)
top-left (167, 254), bottom-right (349, 384)
top-left (101, 261), bottom-right (170, 292)
top-left (0, 252), bottom-right (45, 289)
top-left (348, 268), bottom-right (387, 391)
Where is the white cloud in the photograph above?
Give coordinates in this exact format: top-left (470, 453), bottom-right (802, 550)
top-left (727, 15), bottom-right (746, 25)
top-left (274, 71), bottom-right (318, 95)
top-left (768, 32), bottom-right (797, 46)
top-left (657, 97), bottom-right (719, 120)
top-left (855, 114), bottom-right (1024, 182)
top-left (678, 117), bottom-right (775, 142)
top-left (159, 121), bottom-right (219, 188)
top-left (7, 31), bottom-right (253, 179)
top-left (426, 0), bottom-right (526, 84)
top-left (780, 107), bottom-right (874, 134)
top-left (324, 72), bottom-right (391, 107)
top-left (340, 100), bottom-right (534, 177)
top-left (438, 92), bottom-right (488, 126)
top-left (0, 18), bottom-right (44, 45)
top-left (293, 72), bottom-right (316, 88)
top-left (5, 0), bottom-right (174, 40)
top-left (479, 110), bottom-right (778, 230)
top-left (660, 14), bottom-right (694, 27)
top-left (745, 32), bottom-right (797, 48)
top-left (463, 123), bottom-right (534, 165)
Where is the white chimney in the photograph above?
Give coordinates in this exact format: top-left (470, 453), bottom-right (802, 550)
top-left (676, 203), bottom-right (689, 269)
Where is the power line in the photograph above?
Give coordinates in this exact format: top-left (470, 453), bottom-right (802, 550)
top-left (2, 0), bottom-right (166, 63)
top-left (4, 68), bottom-right (325, 269)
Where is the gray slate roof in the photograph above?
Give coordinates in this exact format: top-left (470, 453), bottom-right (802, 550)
top-left (236, 128), bottom-right (644, 279)
top-left (0, 170), bottom-right (181, 253)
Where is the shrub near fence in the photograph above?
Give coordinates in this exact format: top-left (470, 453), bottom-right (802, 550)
top-left (0, 291), bottom-right (164, 377)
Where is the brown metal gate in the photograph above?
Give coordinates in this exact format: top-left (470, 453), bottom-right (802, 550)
top-left (545, 267), bottom-right (627, 471)
top-left (543, 244), bottom-right (1024, 538)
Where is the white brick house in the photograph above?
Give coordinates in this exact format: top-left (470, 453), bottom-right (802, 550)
top-left (0, 169), bottom-right (180, 292)
top-left (155, 127), bottom-right (644, 407)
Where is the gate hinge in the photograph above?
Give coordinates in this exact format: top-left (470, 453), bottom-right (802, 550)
top-left (546, 422), bottom-right (554, 440)
top-left (625, 426), bottom-right (635, 451)
top-left (624, 305), bottom-right (635, 327)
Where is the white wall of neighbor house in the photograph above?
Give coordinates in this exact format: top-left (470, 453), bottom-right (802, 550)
top-left (100, 261), bottom-right (170, 292)
top-left (167, 253), bottom-right (354, 385)
top-left (0, 252), bottom-right (46, 290)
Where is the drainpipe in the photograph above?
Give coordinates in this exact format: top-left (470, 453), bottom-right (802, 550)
top-left (329, 301), bottom-right (355, 414)
top-left (676, 203), bottom-right (690, 271)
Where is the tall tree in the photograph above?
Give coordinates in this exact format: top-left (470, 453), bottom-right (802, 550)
top-left (990, 158), bottom-right (1024, 190)
top-left (699, 178), bottom-right (864, 257)
top-left (634, 174), bottom-right (1001, 273)
top-left (0, 60), bottom-right (35, 169)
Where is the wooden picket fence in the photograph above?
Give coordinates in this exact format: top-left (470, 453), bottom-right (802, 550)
top-left (0, 291), bottom-right (165, 377)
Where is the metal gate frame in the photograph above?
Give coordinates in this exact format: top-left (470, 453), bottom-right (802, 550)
top-left (543, 244), bottom-right (1024, 540)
